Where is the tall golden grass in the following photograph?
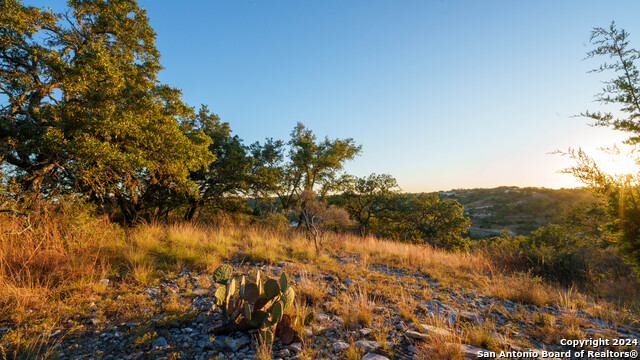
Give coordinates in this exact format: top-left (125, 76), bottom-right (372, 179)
top-left (1, 203), bottom-right (639, 356)
top-left (0, 201), bottom-right (123, 312)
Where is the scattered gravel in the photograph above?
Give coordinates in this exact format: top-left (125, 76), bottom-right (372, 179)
top-left (4, 260), bottom-right (637, 360)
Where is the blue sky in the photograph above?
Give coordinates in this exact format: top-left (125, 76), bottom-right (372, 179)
top-left (34, 0), bottom-right (640, 192)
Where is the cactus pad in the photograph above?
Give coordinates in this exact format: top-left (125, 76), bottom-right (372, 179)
top-left (248, 310), bottom-right (269, 327)
top-left (239, 276), bottom-right (245, 298)
top-left (279, 272), bottom-right (288, 292)
top-left (213, 264), bottom-right (233, 285)
top-left (282, 286), bottom-right (295, 310)
top-left (243, 282), bottom-right (260, 304)
top-left (271, 300), bottom-right (284, 324)
top-left (214, 286), bottom-right (226, 306)
top-left (263, 278), bottom-right (280, 300)
top-left (244, 303), bottom-right (252, 320)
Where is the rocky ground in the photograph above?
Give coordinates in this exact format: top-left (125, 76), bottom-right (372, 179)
top-left (2, 256), bottom-right (639, 360)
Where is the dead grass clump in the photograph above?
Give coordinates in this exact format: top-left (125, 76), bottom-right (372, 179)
top-left (461, 320), bottom-right (507, 353)
top-left (339, 235), bottom-right (491, 274)
top-left (297, 270), bottom-right (326, 306)
top-left (253, 334), bottom-right (272, 360)
top-left (128, 221), bottom-right (225, 273)
top-left (331, 287), bottom-right (375, 329)
top-left (414, 338), bottom-right (463, 360)
top-left (487, 273), bottom-right (552, 307)
top-left (398, 291), bottom-right (418, 323)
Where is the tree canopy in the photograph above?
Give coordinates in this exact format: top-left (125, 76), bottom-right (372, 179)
top-left (0, 0), bottom-right (213, 220)
top-left (250, 122), bottom-right (361, 212)
top-left (341, 173), bottom-right (400, 237)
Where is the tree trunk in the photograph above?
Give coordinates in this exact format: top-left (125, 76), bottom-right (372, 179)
top-left (19, 163), bottom-right (57, 209)
top-left (184, 205), bottom-right (198, 221)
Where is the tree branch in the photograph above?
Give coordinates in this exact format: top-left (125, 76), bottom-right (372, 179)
top-left (0, 201), bottom-right (32, 235)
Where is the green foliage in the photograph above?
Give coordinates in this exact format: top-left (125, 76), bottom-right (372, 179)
top-left (0, 0), bottom-right (362, 225)
top-left (183, 105), bottom-right (253, 220)
top-left (0, 0), bottom-right (213, 219)
top-left (579, 22), bottom-right (640, 141)
top-left (340, 173), bottom-right (400, 237)
top-left (248, 138), bottom-right (286, 211)
top-left (475, 203), bottom-right (635, 286)
top-left (249, 123), bottom-right (361, 212)
top-left (211, 265), bottom-right (313, 345)
top-left (564, 22), bottom-right (640, 276)
top-left (288, 122), bottom-right (361, 195)
top-left (448, 187), bottom-right (595, 237)
top-left (373, 193), bottom-right (470, 250)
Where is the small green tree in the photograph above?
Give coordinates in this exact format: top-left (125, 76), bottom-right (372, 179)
top-left (249, 123), bottom-right (361, 212)
top-left (375, 193), bottom-right (470, 250)
top-left (248, 138), bottom-right (286, 214)
top-left (341, 173), bottom-right (400, 237)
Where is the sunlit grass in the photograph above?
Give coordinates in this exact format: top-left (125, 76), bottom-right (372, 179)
top-left (330, 286), bottom-right (375, 329)
top-left (485, 273), bottom-right (552, 307)
top-left (2, 204), bottom-right (639, 356)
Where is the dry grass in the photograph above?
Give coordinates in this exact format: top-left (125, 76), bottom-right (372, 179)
top-left (338, 234), bottom-right (490, 274)
top-left (296, 269), bottom-right (327, 307)
top-left (461, 320), bottom-right (508, 353)
top-left (529, 311), bottom-right (588, 345)
top-left (253, 334), bottom-right (272, 360)
top-left (331, 286), bottom-right (375, 329)
top-left (2, 204), bottom-right (639, 356)
top-left (3, 328), bottom-right (64, 360)
top-left (398, 291), bottom-right (418, 323)
top-left (413, 321), bottom-right (463, 360)
top-left (0, 201), bottom-right (122, 312)
top-left (344, 345), bottom-right (363, 360)
top-left (485, 273), bottom-right (552, 306)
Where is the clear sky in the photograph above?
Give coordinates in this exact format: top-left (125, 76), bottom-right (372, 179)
top-left (32, 0), bottom-right (640, 192)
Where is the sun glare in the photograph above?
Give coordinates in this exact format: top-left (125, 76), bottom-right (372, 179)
top-left (592, 150), bottom-right (638, 177)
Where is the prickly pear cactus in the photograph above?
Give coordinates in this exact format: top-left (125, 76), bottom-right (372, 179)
top-left (211, 265), bottom-right (301, 341)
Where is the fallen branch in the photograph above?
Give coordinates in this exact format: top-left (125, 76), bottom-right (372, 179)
top-left (0, 201), bottom-right (32, 235)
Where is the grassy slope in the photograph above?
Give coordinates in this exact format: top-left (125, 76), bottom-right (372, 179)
top-left (0, 203), bottom-right (638, 359)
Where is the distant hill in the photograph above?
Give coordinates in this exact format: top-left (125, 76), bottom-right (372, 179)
top-left (435, 187), bottom-right (594, 238)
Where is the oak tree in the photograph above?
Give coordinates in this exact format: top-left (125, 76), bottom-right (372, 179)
top-left (341, 173), bottom-right (400, 237)
top-left (0, 0), bottom-right (213, 219)
top-left (184, 106), bottom-right (251, 220)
